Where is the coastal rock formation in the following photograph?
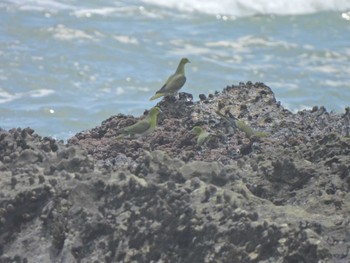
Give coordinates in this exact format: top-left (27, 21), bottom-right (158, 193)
top-left (1, 82), bottom-right (349, 262)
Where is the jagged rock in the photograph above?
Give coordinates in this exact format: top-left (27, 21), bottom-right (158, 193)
top-left (1, 83), bottom-right (349, 262)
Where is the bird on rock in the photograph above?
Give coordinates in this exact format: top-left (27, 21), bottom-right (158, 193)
top-left (150, 58), bottom-right (190, 100)
top-left (215, 110), bottom-right (267, 138)
top-left (116, 107), bottom-right (161, 139)
top-left (192, 126), bottom-right (210, 146)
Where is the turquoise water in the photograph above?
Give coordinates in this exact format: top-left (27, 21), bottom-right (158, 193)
top-left (1, 0), bottom-right (350, 140)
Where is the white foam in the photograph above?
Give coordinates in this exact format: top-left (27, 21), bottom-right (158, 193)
top-left (3, 0), bottom-right (75, 12)
top-left (268, 82), bottom-right (300, 91)
top-left (73, 7), bottom-right (121, 17)
top-left (113, 35), bottom-right (139, 45)
top-left (323, 80), bottom-right (349, 87)
top-left (0, 89), bottom-right (20, 104)
top-left (342, 11), bottom-right (350, 20)
top-left (206, 36), bottom-right (298, 52)
top-left (170, 39), bottom-right (212, 56)
top-left (29, 89), bottom-right (55, 98)
top-left (4, 0), bottom-right (350, 16)
top-left (72, 6), bottom-right (141, 18)
top-left (142, 0), bottom-right (350, 16)
top-left (0, 88), bottom-right (55, 104)
top-left (46, 24), bottom-right (98, 41)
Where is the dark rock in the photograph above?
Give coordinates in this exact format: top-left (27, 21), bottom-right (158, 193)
top-left (199, 94), bottom-right (207, 101)
top-left (0, 82), bottom-right (349, 262)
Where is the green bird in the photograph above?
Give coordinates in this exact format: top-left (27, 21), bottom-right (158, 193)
top-left (235, 120), bottom-right (267, 138)
top-left (116, 107), bottom-right (161, 139)
top-left (215, 110), bottom-right (267, 138)
top-left (192, 126), bottom-right (210, 146)
top-left (215, 110), bottom-right (237, 129)
top-left (150, 58), bottom-right (190, 100)
top-left (235, 120), bottom-right (255, 138)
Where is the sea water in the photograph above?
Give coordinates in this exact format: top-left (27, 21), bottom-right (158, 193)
top-left (1, 0), bottom-right (350, 140)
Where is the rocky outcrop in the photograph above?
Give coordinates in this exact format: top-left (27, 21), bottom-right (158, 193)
top-left (1, 82), bottom-right (349, 262)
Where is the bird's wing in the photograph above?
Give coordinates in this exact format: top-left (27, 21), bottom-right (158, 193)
top-left (124, 119), bottom-right (150, 134)
top-left (235, 120), bottom-right (255, 138)
top-left (157, 74), bottom-right (186, 94)
top-left (215, 110), bottom-right (237, 128)
top-left (198, 131), bottom-right (210, 145)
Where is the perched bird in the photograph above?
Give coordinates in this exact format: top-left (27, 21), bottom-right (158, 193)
top-left (235, 120), bottom-right (267, 138)
top-left (150, 58), bottom-right (190, 100)
top-left (235, 120), bottom-right (255, 138)
top-left (215, 110), bottom-right (267, 138)
top-left (215, 110), bottom-right (237, 129)
top-left (192, 126), bottom-right (210, 146)
top-left (116, 107), bottom-right (161, 139)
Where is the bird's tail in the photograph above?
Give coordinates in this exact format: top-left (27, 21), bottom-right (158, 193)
top-left (149, 93), bottom-right (164, 101)
top-left (116, 134), bottom-right (125, 140)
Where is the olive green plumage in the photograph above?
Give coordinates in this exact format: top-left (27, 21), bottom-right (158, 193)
top-left (234, 120), bottom-right (255, 138)
top-left (192, 126), bottom-right (210, 146)
top-left (215, 110), bottom-right (267, 138)
top-left (150, 58), bottom-right (190, 100)
top-left (116, 107), bottom-right (161, 139)
top-left (235, 120), bottom-right (267, 138)
top-left (215, 110), bottom-right (237, 128)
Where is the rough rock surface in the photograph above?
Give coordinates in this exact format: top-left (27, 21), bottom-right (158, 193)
top-left (1, 82), bottom-right (350, 262)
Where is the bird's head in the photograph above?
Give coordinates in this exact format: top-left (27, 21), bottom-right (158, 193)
top-left (192, 126), bottom-right (202, 135)
top-left (180, 58), bottom-right (190, 65)
top-left (148, 106), bottom-right (162, 116)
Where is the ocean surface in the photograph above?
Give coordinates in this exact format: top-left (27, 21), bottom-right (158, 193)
top-left (1, 0), bottom-right (350, 140)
